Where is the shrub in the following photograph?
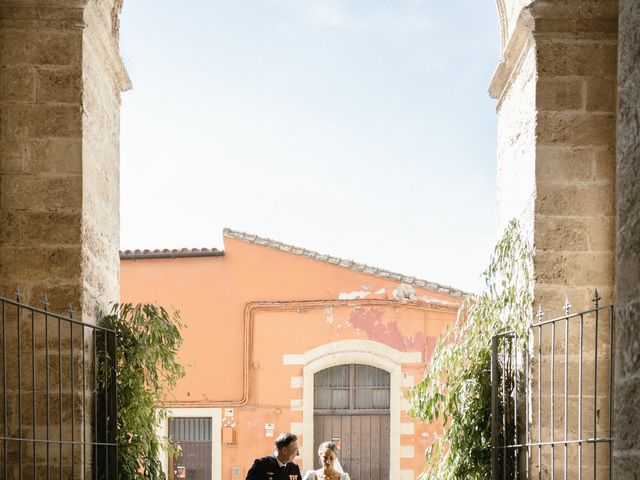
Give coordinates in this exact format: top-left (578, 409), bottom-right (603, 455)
top-left (102, 303), bottom-right (186, 480)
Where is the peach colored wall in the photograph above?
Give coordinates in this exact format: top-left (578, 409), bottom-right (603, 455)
top-left (121, 236), bottom-right (461, 479)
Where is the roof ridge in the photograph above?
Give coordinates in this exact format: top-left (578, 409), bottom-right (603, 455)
top-left (120, 247), bottom-right (224, 259)
top-left (222, 228), bottom-right (467, 298)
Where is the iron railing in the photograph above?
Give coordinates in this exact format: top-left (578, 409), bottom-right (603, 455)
top-left (492, 292), bottom-right (614, 480)
top-left (0, 289), bottom-right (117, 479)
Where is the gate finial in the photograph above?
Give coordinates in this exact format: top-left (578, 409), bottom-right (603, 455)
top-left (592, 289), bottom-right (602, 308)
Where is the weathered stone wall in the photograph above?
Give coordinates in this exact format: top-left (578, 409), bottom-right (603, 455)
top-left (531, 0), bottom-right (618, 312)
top-left (81, 0), bottom-right (128, 318)
top-left (0, 0), bottom-right (128, 318)
top-left (613, 0), bottom-right (640, 476)
top-left (492, 0), bottom-right (618, 477)
top-left (0, 2), bottom-right (86, 314)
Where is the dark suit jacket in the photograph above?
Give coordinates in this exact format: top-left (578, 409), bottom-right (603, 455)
top-left (245, 455), bottom-right (302, 480)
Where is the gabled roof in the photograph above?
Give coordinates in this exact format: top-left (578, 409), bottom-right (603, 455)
top-left (223, 228), bottom-right (466, 299)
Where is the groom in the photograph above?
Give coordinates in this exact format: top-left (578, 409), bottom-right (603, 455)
top-left (245, 432), bottom-right (302, 480)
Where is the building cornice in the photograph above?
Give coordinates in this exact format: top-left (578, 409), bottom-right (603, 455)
top-left (489, 8), bottom-right (535, 103)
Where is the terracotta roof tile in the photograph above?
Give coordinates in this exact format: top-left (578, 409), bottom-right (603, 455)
top-left (120, 247), bottom-right (223, 259)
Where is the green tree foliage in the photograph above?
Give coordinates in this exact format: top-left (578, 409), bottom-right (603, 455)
top-left (102, 303), bottom-right (186, 480)
top-left (408, 220), bottom-right (532, 480)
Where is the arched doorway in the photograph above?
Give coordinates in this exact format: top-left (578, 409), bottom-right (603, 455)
top-left (313, 364), bottom-right (390, 480)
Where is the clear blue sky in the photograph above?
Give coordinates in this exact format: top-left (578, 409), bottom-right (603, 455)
top-left (119, 0), bottom-right (501, 293)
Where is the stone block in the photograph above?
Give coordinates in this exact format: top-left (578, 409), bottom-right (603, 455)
top-left (537, 78), bottom-right (583, 111)
top-left (0, 245), bottom-right (82, 283)
top-left (616, 154), bottom-right (640, 228)
top-left (0, 175), bottom-right (82, 211)
top-left (535, 251), bottom-right (614, 286)
top-left (615, 301), bottom-right (640, 380)
top-left (22, 211), bottom-right (82, 246)
top-left (0, 104), bottom-right (82, 139)
top-left (0, 5), bottom-right (85, 30)
top-left (534, 17), bottom-right (618, 38)
top-left (36, 67), bottom-right (82, 104)
top-left (0, 30), bottom-right (81, 66)
top-left (617, 0), bottom-right (640, 83)
top-left (26, 138), bottom-right (82, 175)
top-left (617, 84), bottom-right (640, 159)
top-left (0, 65), bottom-right (36, 102)
top-left (30, 283), bottom-right (84, 316)
top-left (592, 146), bottom-right (616, 184)
top-left (28, 104), bottom-right (82, 138)
top-left (530, 1), bottom-right (619, 22)
top-left (585, 76), bottom-right (617, 112)
top-left (0, 210), bottom-right (23, 245)
top-left (536, 146), bottom-right (593, 182)
top-left (617, 223), bottom-right (640, 302)
top-left (588, 216), bottom-right (615, 252)
top-left (534, 285), bottom-right (605, 317)
top-left (537, 40), bottom-right (617, 77)
top-left (537, 111), bottom-right (615, 146)
top-left (536, 183), bottom-right (614, 216)
top-left (535, 216), bottom-right (589, 251)
top-left (613, 377), bottom-right (640, 452)
top-left (0, 137), bottom-right (29, 174)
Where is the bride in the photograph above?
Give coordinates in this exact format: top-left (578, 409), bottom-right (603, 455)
top-left (302, 441), bottom-right (350, 480)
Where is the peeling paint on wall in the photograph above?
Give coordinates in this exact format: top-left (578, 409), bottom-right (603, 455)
top-left (348, 307), bottom-right (427, 353)
top-left (338, 290), bottom-right (370, 300)
top-left (324, 306), bottom-right (334, 324)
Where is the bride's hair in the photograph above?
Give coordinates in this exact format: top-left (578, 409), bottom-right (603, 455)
top-left (317, 441), bottom-right (338, 456)
top-left (317, 441), bottom-right (344, 473)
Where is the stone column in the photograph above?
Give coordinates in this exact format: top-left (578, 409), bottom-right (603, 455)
top-left (0, 0), bottom-right (129, 477)
top-left (613, 0), bottom-right (640, 476)
top-left (0, 0), bottom-right (129, 318)
top-left (491, 0), bottom-right (617, 477)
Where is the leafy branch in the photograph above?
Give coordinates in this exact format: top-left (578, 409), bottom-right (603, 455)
top-left (102, 303), bottom-right (186, 480)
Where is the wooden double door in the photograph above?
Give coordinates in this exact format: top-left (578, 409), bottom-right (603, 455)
top-left (313, 364), bottom-right (391, 480)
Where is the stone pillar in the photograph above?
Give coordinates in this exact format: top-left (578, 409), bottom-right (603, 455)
top-left (0, 0), bottom-right (129, 477)
top-left (492, 0), bottom-right (617, 312)
top-left (491, 0), bottom-right (617, 477)
top-left (613, 0), bottom-right (640, 476)
top-left (0, 0), bottom-right (129, 318)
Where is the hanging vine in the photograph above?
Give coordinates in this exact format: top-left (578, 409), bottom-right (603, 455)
top-left (408, 219), bottom-right (532, 480)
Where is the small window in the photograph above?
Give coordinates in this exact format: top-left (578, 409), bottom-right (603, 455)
top-left (169, 417), bottom-right (212, 442)
top-left (314, 364), bottom-right (390, 412)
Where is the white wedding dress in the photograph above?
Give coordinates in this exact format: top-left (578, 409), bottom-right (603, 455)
top-left (303, 457), bottom-right (350, 480)
top-left (302, 471), bottom-right (350, 480)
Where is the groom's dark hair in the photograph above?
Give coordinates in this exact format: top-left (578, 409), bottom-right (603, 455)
top-left (275, 432), bottom-right (297, 450)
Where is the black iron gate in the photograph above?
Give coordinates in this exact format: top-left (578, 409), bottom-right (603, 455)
top-left (0, 290), bottom-right (118, 479)
top-left (491, 292), bottom-right (614, 480)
